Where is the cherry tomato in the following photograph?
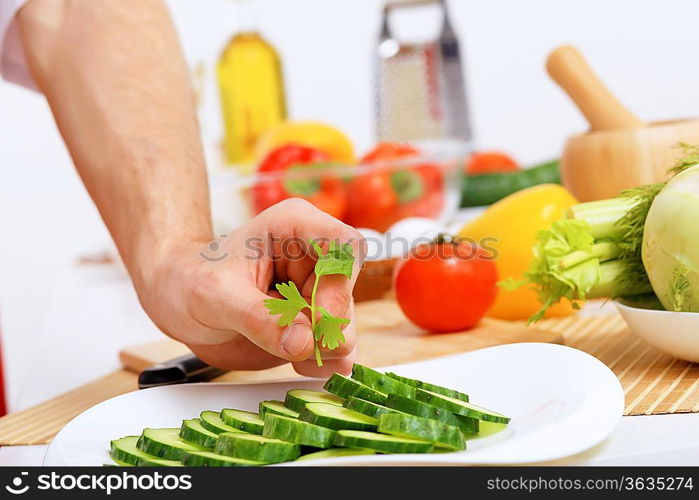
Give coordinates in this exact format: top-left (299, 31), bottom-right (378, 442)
top-left (394, 242), bottom-right (498, 332)
top-left (466, 151), bottom-right (519, 175)
top-left (252, 144), bottom-right (348, 219)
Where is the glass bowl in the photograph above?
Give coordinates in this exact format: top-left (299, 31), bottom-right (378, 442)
top-left (210, 139), bottom-right (468, 233)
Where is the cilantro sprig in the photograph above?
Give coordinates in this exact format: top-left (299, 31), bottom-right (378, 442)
top-left (263, 240), bottom-right (355, 366)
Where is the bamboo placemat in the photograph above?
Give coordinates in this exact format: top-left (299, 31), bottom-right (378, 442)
top-left (0, 312), bottom-right (697, 446)
top-left (0, 370), bottom-right (137, 446)
top-left (539, 314), bottom-right (699, 416)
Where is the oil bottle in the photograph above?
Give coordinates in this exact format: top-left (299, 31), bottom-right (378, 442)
top-left (217, 0), bottom-right (287, 169)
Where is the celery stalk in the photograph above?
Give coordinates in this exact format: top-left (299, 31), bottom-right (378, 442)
top-left (567, 197), bottom-right (639, 240)
top-left (558, 241), bottom-right (620, 270)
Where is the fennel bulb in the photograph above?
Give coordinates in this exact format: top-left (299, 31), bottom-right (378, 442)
top-left (642, 164), bottom-right (699, 311)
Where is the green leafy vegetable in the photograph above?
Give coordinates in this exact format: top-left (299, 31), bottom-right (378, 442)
top-left (264, 240), bottom-right (355, 366)
top-left (510, 144), bottom-right (699, 322)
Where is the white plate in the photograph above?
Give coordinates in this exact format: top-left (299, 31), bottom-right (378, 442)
top-left (44, 343), bottom-right (623, 466)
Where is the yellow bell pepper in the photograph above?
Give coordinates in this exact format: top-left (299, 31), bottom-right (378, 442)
top-left (254, 121), bottom-right (355, 164)
top-left (458, 184), bottom-right (578, 320)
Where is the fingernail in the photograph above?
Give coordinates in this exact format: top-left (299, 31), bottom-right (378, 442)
top-left (281, 323), bottom-right (312, 357)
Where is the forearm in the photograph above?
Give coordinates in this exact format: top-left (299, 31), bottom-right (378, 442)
top-left (17, 0), bottom-right (212, 287)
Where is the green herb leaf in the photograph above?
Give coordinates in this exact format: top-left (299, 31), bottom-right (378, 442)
top-left (311, 240), bottom-right (355, 279)
top-left (314, 307), bottom-right (349, 350)
top-left (667, 142), bottom-right (699, 176)
top-left (263, 282), bottom-right (310, 326)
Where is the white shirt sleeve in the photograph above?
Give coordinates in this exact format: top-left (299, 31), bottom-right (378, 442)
top-left (0, 0), bottom-right (37, 90)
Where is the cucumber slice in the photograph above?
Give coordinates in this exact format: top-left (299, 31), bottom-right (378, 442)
top-left (259, 400), bottom-right (300, 419)
top-left (386, 372), bottom-right (470, 402)
top-left (351, 364), bottom-right (416, 398)
top-left (377, 413), bottom-right (466, 451)
top-left (324, 373), bottom-right (388, 405)
top-left (284, 389), bottom-right (343, 413)
top-left (200, 410), bottom-right (246, 434)
top-left (180, 418), bottom-right (218, 448)
top-left (110, 436), bottom-right (182, 467)
top-left (137, 428), bottom-right (208, 461)
top-left (478, 420), bottom-right (509, 438)
top-left (183, 451), bottom-right (264, 467)
top-left (220, 409), bottom-right (265, 434)
top-left (296, 448), bottom-right (377, 461)
top-left (215, 432), bottom-right (300, 463)
top-left (385, 394), bottom-right (478, 434)
top-left (108, 458), bottom-right (132, 467)
top-left (262, 414), bottom-right (336, 448)
top-left (299, 402), bottom-right (378, 431)
top-left (343, 397), bottom-right (405, 418)
top-left (415, 389), bottom-right (511, 424)
top-left (333, 430), bottom-right (434, 454)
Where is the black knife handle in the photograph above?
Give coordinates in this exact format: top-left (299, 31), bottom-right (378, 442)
top-left (138, 353), bottom-right (227, 389)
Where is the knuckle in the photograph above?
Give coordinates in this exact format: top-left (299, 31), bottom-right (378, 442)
top-left (280, 197), bottom-right (315, 212)
top-left (324, 286), bottom-right (352, 315)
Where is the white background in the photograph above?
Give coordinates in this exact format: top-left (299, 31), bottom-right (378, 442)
top-left (1, 0), bottom-right (699, 411)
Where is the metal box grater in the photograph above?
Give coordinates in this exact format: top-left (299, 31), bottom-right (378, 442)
top-left (375, 0), bottom-right (472, 145)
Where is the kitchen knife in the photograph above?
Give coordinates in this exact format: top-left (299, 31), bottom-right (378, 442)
top-left (138, 353), bottom-right (227, 389)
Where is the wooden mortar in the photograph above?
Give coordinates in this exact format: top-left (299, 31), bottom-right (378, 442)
top-left (547, 45), bottom-right (699, 201)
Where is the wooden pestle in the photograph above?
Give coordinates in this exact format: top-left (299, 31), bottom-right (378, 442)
top-left (546, 45), bottom-right (643, 131)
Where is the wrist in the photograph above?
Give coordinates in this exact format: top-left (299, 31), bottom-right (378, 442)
top-left (128, 236), bottom-right (209, 302)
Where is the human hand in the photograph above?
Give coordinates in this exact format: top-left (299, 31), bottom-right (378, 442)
top-left (136, 199), bottom-right (366, 377)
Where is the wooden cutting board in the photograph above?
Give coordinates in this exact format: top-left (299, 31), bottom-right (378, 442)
top-left (119, 299), bottom-right (563, 382)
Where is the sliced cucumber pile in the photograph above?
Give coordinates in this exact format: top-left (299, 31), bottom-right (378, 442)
top-left (109, 363), bottom-right (510, 466)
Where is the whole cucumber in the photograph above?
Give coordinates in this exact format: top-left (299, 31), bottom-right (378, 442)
top-left (461, 159), bottom-right (560, 207)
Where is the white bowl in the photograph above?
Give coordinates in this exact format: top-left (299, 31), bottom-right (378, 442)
top-left (615, 301), bottom-right (699, 362)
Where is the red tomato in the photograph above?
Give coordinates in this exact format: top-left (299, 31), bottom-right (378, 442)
top-left (252, 144), bottom-right (348, 219)
top-left (394, 242), bottom-right (498, 332)
top-left (466, 151), bottom-right (519, 175)
top-left (346, 143), bottom-right (444, 231)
